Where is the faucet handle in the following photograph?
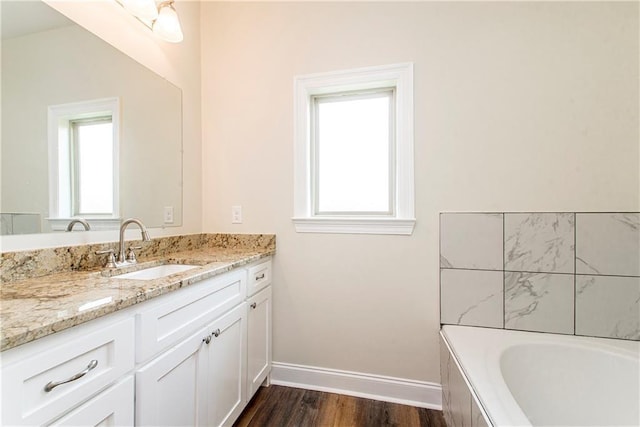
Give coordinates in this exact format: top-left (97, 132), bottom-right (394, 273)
top-left (126, 246), bottom-right (143, 263)
top-left (95, 249), bottom-right (117, 268)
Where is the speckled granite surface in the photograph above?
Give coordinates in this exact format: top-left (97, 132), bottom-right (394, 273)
top-left (0, 234), bottom-right (275, 351)
top-left (0, 233), bottom-right (275, 283)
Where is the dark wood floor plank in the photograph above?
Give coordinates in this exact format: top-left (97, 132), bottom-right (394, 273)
top-left (314, 391), bottom-right (340, 426)
top-left (233, 385), bottom-right (446, 427)
top-left (418, 404), bottom-right (448, 427)
top-left (233, 386), bottom-right (269, 427)
top-left (334, 394), bottom-right (361, 427)
top-left (355, 396), bottom-right (385, 426)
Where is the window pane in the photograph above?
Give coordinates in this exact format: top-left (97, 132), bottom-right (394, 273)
top-left (76, 122), bottom-right (113, 214)
top-left (316, 93), bottom-right (392, 213)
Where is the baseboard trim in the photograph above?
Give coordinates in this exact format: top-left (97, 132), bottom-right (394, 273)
top-left (270, 362), bottom-right (442, 410)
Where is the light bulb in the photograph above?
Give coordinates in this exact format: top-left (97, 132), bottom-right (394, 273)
top-left (121, 0), bottom-right (158, 21)
top-left (153, 2), bottom-right (184, 43)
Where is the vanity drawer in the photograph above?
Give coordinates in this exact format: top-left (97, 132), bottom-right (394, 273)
top-left (136, 269), bottom-right (246, 363)
top-left (247, 259), bottom-right (272, 297)
top-left (1, 317), bottom-right (134, 426)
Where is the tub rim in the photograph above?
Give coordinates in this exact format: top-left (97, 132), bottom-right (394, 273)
top-left (441, 325), bottom-right (640, 427)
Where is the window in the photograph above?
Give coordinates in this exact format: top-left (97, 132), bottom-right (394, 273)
top-left (71, 117), bottom-right (114, 215)
top-left (293, 63), bottom-right (415, 235)
top-left (47, 98), bottom-right (120, 230)
top-left (312, 89), bottom-right (395, 215)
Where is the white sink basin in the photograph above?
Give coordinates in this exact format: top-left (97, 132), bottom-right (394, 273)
top-left (115, 264), bottom-right (200, 280)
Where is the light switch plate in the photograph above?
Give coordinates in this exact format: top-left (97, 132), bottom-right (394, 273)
top-left (232, 206), bottom-right (242, 224)
top-left (164, 206), bottom-right (174, 224)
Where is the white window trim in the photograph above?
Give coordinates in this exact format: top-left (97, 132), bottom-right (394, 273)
top-left (293, 63), bottom-right (415, 235)
top-left (47, 98), bottom-right (120, 226)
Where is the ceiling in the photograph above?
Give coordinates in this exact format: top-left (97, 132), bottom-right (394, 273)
top-left (1, 1), bottom-right (73, 40)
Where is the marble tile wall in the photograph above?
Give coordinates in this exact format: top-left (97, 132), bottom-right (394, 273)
top-left (440, 212), bottom-right (640, 341)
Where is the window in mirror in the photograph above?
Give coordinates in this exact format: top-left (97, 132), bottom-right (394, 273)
top-left (71, 117), bottom-right (114, 215)
top-left (48, 98), bottom-right (120, 230)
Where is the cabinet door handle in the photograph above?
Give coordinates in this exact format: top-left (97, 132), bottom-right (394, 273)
top-left (44, 359), bottom-right (98, 392)
top-left (203, 335), bottom-right (212, 344)
top-left (255, 273), bottom-right (265, 281)
top-left (250, 302), bottom-right (257, 309)
top-left (212, 329), bottom-right (221, 337)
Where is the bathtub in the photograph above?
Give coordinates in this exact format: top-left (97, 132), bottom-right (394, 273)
top-left (440, 325), bottom-right (640, 427)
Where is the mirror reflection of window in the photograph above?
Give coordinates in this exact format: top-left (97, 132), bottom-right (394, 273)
top-left (47, 98), bottom-right (120, 230)
top-left (71, 117), bottom-right (114, 215)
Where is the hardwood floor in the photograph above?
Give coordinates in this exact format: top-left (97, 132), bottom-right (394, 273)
top-left (234, 385), bottom-right (447, 427)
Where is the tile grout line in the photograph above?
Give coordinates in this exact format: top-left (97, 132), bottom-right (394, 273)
top-left (439, 266), bottom-right (639, 279)
top-left (573, 213), bottom-right (577, 336)
top-left (502, 212), bottom-right (507, 329)
top-left (439, 213), bottom-right (442, 328)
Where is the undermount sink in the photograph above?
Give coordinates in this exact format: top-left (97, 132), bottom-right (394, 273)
top-left (114, 264), bottom-right (200, 280)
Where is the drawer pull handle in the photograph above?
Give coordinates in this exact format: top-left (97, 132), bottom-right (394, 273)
top-left (255, 273), bottom-right (265, 281)
top-left (44, 359), bottom-right (98, 392)
top-left (250, 302), bottom-right (257, 309)
top-left (212, 329), bottom-right (221, 338)
top-left (203, 335), bottom-right (212, 344)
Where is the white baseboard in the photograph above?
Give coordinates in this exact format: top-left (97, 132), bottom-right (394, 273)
top-left (270, 362), bottom-right (442, 410)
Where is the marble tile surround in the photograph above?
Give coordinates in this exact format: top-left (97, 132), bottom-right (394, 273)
top-left (504, 213), bottom-right (574, 273)
top-left (441, 269), bottom-right (503, 328)
top-left (0, 233), bottom-right (276, 284)
top-left (504, 272), bottom-right (574, 334)
top-left (440, 212), bottom-right (640, 341)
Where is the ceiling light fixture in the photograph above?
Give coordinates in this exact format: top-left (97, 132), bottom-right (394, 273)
top-left (153, 1), bottom-right (183, 43)
top-left (121, 0), bottom-right (158, 21)
top-left (117, 0), bottom-right (183, 43)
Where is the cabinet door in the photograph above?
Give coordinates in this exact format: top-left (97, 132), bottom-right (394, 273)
top-left (247, 286), bottom-right (272, 400)
top-left (48, 376), bottom-right (134, 427)
top-left (135, 326), bottom-right (210, 426)
top-left (136, 270), bottom-right (246, 363)
top-left (205, 303), bottom-right (247, 427)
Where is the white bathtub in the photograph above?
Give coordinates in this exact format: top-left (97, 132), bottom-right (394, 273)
top-left (441, 325), bottom-right (640, 427)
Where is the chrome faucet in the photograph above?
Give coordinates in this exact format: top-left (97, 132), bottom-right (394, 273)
top-left (66, 218), bottom-right (91, 231)
top-left (117, 218), bottom-right (150, 264)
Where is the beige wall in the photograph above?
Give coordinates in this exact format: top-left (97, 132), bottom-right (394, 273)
top-left (200, 2), bottom-right (639, 383)
top-left (1, 0), bottom-right (202, 251)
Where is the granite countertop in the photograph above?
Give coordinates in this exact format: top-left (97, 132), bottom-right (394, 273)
top-left (0, 245), bottom-right (274, 352)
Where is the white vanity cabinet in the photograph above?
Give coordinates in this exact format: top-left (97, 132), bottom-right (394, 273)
top-left (135, 324), bottom-right (209, 426)
top-left (0, 316), bottom-right (135, 426)
top-left (135, 303), bottom-right (247, 427)
top-left (49, 376), bottom-right (134, 427)
top-left (205, 303), bottom-right (247, 427)
top-left (0, 256), bottom-right (273, 427)
top-left (247, 285), bottom-right (272, 400)
top-left (135, 259), bottom-right (273, 426)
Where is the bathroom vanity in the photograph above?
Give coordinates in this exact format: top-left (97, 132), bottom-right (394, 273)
top-left (0, 236), bottom-right (274, 426)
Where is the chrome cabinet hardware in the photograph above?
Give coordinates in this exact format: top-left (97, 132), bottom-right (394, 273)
top-left (255, 273), bottom-right (265, 281)
top-left (203, 335), bottom-right (212, 345)
top-left (250, 302), bottom-right (257, 309)
top-left (212, 329), bottom-right (221, 338)
top-left (95, 249), bottom-right (117, 268)
top-left (44, 360), bottom-right (98, 392)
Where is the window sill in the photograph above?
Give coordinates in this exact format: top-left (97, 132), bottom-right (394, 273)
top-left (292, 217), bottom-right (415, 235)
